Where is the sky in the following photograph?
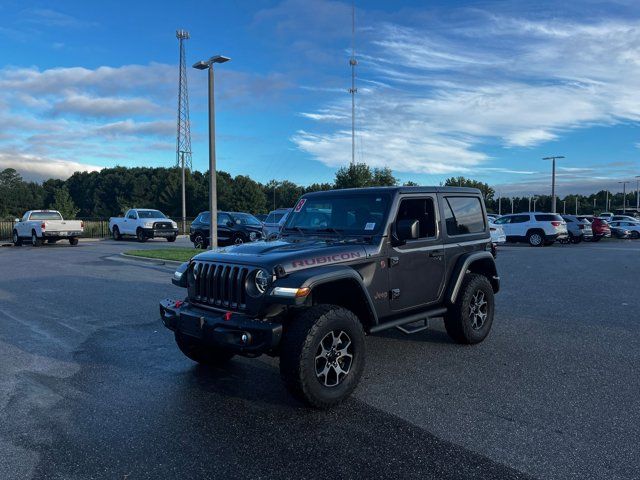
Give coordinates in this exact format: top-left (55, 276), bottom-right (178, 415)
top-left (1, 0), bottom-right (640, 196)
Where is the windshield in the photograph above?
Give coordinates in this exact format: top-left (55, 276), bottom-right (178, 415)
top-left (283, 193), bottom-right (391, 235)
top-left (231, 213), bottom-right (262, 226)
top-left (29, 211), bottom-right (63, 221)
top-left (138, 210), bottom-right (166, 219)
top-left (265, 213), bottom-right (284, 224)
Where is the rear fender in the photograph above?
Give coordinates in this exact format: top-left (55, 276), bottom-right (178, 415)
top-left (447, 251), bottom-right (499, 303)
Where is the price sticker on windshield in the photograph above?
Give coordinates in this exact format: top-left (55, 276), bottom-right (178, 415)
top-left (294, 198), bottom-right (307, 212)
top-left (365, 222), bottom-right (376, 230)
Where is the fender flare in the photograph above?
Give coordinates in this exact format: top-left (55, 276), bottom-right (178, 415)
top-left (273, 265), bottom-right (379, 326)
top-left (447, 251), bottom-right (498, 304)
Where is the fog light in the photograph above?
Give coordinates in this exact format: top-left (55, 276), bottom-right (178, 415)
top-left (241, 333), bottom-right (249, 344)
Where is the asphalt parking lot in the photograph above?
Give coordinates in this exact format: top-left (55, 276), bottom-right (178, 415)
top-left (1, 238), bottom-right (639, 479)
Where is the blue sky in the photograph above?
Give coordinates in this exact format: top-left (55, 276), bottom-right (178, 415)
top-left (1, 0), bottom-right (639, 195)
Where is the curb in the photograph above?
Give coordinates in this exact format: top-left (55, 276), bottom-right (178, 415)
top-left (118, 252), bottom-right (183, 267)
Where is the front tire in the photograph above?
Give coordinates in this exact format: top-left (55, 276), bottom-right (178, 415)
top-left (444, 274), bottom-right (495, 344)
top-left (136, 228), bottom-right (148, 243)
top-left (69, 237), bottom-right (79, 246)
top-left (280, 305), bottom-right (365, 409)
top-left (193, 232), bottom-right (207, 249)
top-left (12, 230), bottom-right (22, 246)
top-left (631, 231), bottom-right (640, 239)
top-left (174, 332), bottom-right (234, 366)
top-left (233, 233), bottom-right (245, 245)
top-left (167, 235), bottom-right (177, 242)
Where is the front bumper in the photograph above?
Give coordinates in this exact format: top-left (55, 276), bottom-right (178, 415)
top-left (159, 298), bottom-right (282, 355)
top-left (142, 227), bottom-right (178, 238)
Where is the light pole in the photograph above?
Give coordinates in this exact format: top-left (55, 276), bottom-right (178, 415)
top-left (635, 176), bottom-right (639, 212)
top-left (498, 193), bottom-right (502, 215)
top-left (510, 197), bottom-right (514, 214)
top-left (563, 200), bottom-right (566, 214)
top-left (605, 190), bottom-right (609, 212)
top-left (528, 195), bottom-right (532, 212)
top-left (533, 197), bottom-right (538, 212)
top-left (193, 55), bottom-right (230, 249)
top-left (543, 155), bottom-right (564, 213)
top-left (272, 182), bottom-right (281, 210)
top-left (618, 181), bottom-right (629, 214)
top-left (575, 195), bottom-right (579, 215)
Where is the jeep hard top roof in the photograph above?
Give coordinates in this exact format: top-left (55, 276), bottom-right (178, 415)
top-left (302, 186), bottom-right (482, 197)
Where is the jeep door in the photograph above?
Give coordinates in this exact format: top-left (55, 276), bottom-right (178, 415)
top-left (388, 195), bottom-right (445, 312)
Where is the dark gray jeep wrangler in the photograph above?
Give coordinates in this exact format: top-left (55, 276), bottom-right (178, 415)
top-left (160, 186), bottom-right (499, 408)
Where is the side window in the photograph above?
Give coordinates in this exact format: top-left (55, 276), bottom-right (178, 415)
top-left (494, 216), bottom-right (510, 224)
top-left (396, 197), bottom-right (437, 239)
top-left (127, 211), bottom-right (137, 220)
top-left (443, 196), bottom-right (485, 236)
top-left (511, 215), bottom-right (529, 224)
top-left (217, 213), bottom-right (232, 225)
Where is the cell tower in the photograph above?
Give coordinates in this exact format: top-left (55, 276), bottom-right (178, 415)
top-left (176, 29), bottom-right (192, 234)
top-left (349, 2), bottom-right (357, 166)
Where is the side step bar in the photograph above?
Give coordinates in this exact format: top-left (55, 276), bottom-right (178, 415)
top-left (369, 307), bottom-right (447, 334)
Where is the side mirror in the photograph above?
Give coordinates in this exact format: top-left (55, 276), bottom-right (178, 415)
top-left (14, 218), bottom-right (20, 223)
top-left (396, 219), bottom-right (420, 242)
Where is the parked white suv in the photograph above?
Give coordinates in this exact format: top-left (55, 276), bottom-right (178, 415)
top-left (493, 212), bottom-right (568, 246)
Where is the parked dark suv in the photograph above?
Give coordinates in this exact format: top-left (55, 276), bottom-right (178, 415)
top-left (190, 211), bottom-right (263, 248)
top-left (162, 187), bottom-right (499, 408)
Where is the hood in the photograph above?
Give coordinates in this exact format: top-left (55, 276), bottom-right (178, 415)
top-left (143, 218), bottom-right (174, 223)
top-left (192, 237), bottom-right (367, 274)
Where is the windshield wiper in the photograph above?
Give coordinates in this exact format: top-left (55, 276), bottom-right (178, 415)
top-left (314, 227), bottom-right (345, 238)
top-left (283, 226), bottom-right (307, 236)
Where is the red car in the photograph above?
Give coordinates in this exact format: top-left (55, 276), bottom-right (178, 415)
top-left (589, 218), bottom-right (611, 241)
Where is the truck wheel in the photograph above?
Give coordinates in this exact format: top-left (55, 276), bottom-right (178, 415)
top-left (112, 226), bottom-right (121, 241)
top-left (69, 237), bottom-right (79, 246)
top-left (193, 233), bottom-right (206, 249)
top-left (279, 305), bottom-right (365, 409)
top-left (136, 228), bottom-right (148, 243)
top-left (31, 231), bottom-right (43, 247)
top-left (445, 274), bottom-right (494, 345)
top-left (12, 230), bottom-right (22, 247)
top-left (527, 230), bottom-right (544, 247)
top-left (233, 233), bottom-right (245, 245)
top-left (174, 332), bottom-right (234, 365)
top-left (167, 235), bottom-right (177, 242)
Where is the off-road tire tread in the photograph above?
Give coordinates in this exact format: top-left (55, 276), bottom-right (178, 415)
top-left (444, 273), bottom-right (494, 345)
top-left (279, 305), bottom-right (364, 409)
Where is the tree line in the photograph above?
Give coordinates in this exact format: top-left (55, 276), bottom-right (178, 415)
top-left (0, 166), bottom-right (634, 220)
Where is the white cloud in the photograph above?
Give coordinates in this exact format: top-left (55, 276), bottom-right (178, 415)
top-left (293, 12), bottom-right (640, 179)
top-left (0, 152), bottom-right (102, 182)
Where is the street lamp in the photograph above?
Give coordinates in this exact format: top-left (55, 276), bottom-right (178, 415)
top-left (272, 181), bottom-right (282, 210)
top-left (618, 181), bottom-right (629, 214)
top-left (543, 155), bottom-right (564, 213)
top-left (635, 176), bottom-right (640, 213)
top-left (533, 197), bottom-right (538, 212)
top-left (193, 55), bottom-right (230, 249)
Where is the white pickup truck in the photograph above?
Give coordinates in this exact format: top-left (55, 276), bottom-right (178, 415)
top-left (109, 208), bottom-right (178, 242)
top-left (13, 210), bottom-right (83, 246)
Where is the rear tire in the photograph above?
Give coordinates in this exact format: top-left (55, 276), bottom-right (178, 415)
top-left (136, 228), bottom-right (148, 243)
top-left (174, 332), bottom-right (234, 366)
top-left (69, 237), bottom-right (79, 246)
top-left (112, 226), bottom-right (122, 241)
top-left (193, 232), bottom-right (207, 249)
top-left (31, 231), bottom-right (43, 247)
top-left (12, 230), bottom-right (22, 247)
top-left (444, 274), bottom-right (495, 344)
top-left (592, 236), bottom-right (602, 242)
top-left (167, 235), bottom-right (177, 242)
top-left (527, 230), bottom-right (544, 247)
top-left (631, 231), bottom-right (640, 239)
top-left (279, 305), bottom-right (365, 409)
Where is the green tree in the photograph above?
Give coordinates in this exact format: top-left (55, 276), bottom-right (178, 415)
top-left (51, 186), bottom-right (79, 218)
top-left (444, 176), bottom-right (495, 202)
top-left (334, 163), bottom-right (398, 189)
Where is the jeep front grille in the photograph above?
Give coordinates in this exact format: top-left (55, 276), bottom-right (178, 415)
top-left (189, 261), bottom-right (249, 311)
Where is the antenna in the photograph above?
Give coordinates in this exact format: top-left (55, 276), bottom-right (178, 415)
top-left (349, 1), bottom-right (357, 166)
top-left (176, 29), bottom-right (192, 234)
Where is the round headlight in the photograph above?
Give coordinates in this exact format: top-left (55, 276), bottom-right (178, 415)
top-left (249, 231), bottom-right (257, 240)
top-left (254, 269), bottom-right (270, 294)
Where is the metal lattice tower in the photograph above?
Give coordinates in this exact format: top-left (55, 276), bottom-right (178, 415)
top-left (348, 2), bottom-right (357, 166)
top-left (176, 29), bottom-right (192, 170)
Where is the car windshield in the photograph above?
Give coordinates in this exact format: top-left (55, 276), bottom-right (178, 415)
top-left (265, 213), bottom-right (284, 224)
top-left (231, 213), bottom-right (262, 226)
top-left (138, 210), bottom-right (166, 219)
top-left (29, 211), bottom-right (62, 221)
top-left (283, 193), bottom-right (391, 236)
